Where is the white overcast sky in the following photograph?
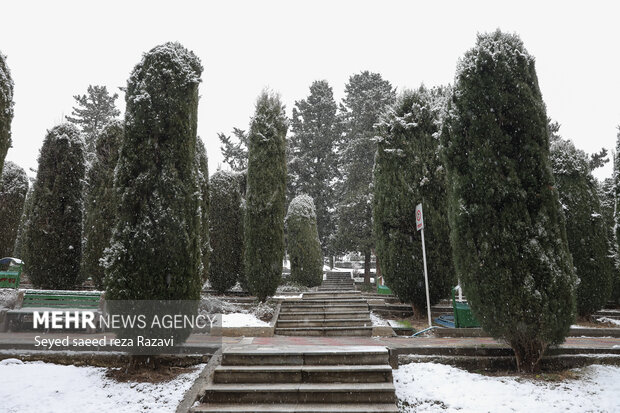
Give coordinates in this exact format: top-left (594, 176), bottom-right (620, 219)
top-left (2, 0), bottom-right (619, 180)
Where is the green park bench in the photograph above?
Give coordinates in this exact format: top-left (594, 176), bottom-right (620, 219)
top-left (6, 290), bottom-right (103, 332)
top-left (452, 286), bottom-right (480, 328)
top-left (0, 257), bottom-right (24, 288)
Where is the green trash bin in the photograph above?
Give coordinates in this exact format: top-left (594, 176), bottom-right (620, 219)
top-left (377, 285), bottom-right (392, 295)
top-left (452, 286), bottom-right (480, 328)
top-left (0, 257), bottom-right (23, 288)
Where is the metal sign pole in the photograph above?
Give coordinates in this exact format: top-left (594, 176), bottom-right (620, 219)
top-left (415, 203), bottom-right (432, 328)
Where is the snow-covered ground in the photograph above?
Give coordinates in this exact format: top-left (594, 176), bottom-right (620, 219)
top-left (597, 316), bottom-right (620, 326)
top-left (370, 311), bottom-right (389, 326)
top-left (221, 313), bottom-right (270, 327)
top-left (0, 358), bottom-right (203, 413)
top-left (394, 362), bottom-right (620, 412)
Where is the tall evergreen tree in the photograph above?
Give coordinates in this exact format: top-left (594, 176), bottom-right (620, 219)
top-left (12, 184), bottom-right (33, 260)
top-left (334, 71), bottom-right (395, 283)
top-left (82, 120), bottom-right (122, 289)
top-left (66, 85), bottom-right (120, 164)
top-left (209, 170), bottom-right (245, 293)
top-left (374, 87), bottom-right (454, 314)
top-left (286, 194), bottom-right (323, 287)
top-left (0, 51), bottom-right (14, 177)
top-left (0, 162), bottom-right (28, 257)
top-left (196, 138), bottom-right (210, 282)
top-left (104, 42), bottom-right (203, 303)
top-left (244, 90), bottom-right (288, 301)
top-left (442, 30), bottom-right (576, 372)
top-left (288, 80), bottom-right (339, 255)
top-left (550, 135), bottom-right (613, 316)
top-left (613, 127), bottom-right (620, 305)
top-left (217, 128), bottom-right (248, 172)
top-left (25, 124), bottom-right (85, 289)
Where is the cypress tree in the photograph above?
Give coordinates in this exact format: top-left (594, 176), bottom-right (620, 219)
top-left (373, 87), bottom-right (454, 313)
top-left (82, 120), bottom-right (122, 289)
top-left (286, 194), bottom-right (323, 287)
top-left (550, 136), bottom-right (613, 316)
top-left (104, 42), bottom-right (203, 303)
top-left (12, 185), bottom-right (33, 260)
top-left (442, 30), bottom-right (576, 372)
top-left (209, 170), bottom-right (244, 293)
top-left (0, 51), bottom-right (14, 176)
top-left (334, 71), bottom-right (395, 283)
top-left (196, 138), bottom-right (210, 282)
top-left (0, 162), bottom-right (28, 257)
top-left (288, 80), bottom-right (339, 254)
top-left (613, 127), bottom-right (620, 305)
top-left (244, 90), bottom-right (288, 301)
top-left (25, 124), bottom-right (85, 289)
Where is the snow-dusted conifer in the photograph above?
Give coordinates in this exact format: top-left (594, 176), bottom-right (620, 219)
top-left (374, 87), bottom-right (453, 314)
top-left (0, 51), bottom-right (14, 176)
top-left (288, 80), bottom-right (339, 254)
top-left (25, 124), bottom-right (85, 289)
top-left (82, 120), bottom-right (122, 289)
top-left (286, 194), bottom-right (322, 287)
top-left (334, 71), bottom-right (395, 282)
top-left (244, 90), bottom-right (288, 301)
top-left (104, 42), bottom-right (203, 302)
top-left (550, 135), bottom-right (613, 316)
top-left (442, 30), bottom-right (576, 372)
top-left (12, 185), bottom-right (33, 259)
top-left (209, 170), bottom-right (244, 293)
top-left (196, 138), bottom-right (210, 282)
top-left (0, 162), bottom-right (28, 257)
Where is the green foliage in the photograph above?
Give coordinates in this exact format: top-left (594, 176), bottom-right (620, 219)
top-left (442, 30), bottom-right (576, 372)
top-left (196, 138), bottom-right (210, 282)
top-left (209, 170), bottom-right (244, 293)
top-left (66, 85), bottom-right (120, 164)
top-left (288, 80), bottom-right (339, 254)
top-left (217, 127), bottom-right (248, 172)
top-left (0, 162), bottom-right (28, 257)
top-left (373, 87), bottom-right (454, 312)
top-left (0, 51), bottom-right (14, 177)
top-left (244, 90), bottom-right (288, 301)
top-left (550, 136), bottom-right (613, 316)
top-left (613, 127), bottom-right (620, 305)
top-left (12, 185), bottom-right (33, 260)
top-left (334, 72), bottom-right (395, 258)
top-left (104, 42), bottom-right (203, 303)
top-left (286, 194), bottom-right (323, 287)
top-left (82, 121), bottom-right (123, 289)
top-left (25, 124), bottom-right (85, 289)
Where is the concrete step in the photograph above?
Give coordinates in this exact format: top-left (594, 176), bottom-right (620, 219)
top-left (275, 326), bottom-right (373, 336)
top-left (280, 304), bottom-right (368, 313)
top-left (213, 364), bottom-right (392, 383)
top-left (293, 299), bottom-right (367, 305)
top-left (278, 311), bottom-right (371, 321)
top-left (303, 292), bottom-right (360, 299)
top-left (192, 403), bottom-right (399, 412)
top-left (200, 382), bottom-right (396, 404)
top-left (276, 318), bottom-right (371, 328)
top-left (221, 346), bottom-right (389, 366)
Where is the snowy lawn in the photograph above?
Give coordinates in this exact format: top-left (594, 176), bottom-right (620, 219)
top-left (221, 313), bottom-right (270, 327)
top-left (394, 362), bottom-right (620, 412)
top-left (0, 358), bottom-right (204, 413)
top-left (597, 316), bottom-right (620, 327)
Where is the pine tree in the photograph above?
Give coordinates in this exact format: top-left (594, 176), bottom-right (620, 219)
top-left (66, 85), bottom-right (120, 164)
top-left (550, 135), bottom-right (613, 316)
top-left (288, 80), bottom-right (339, 255)
top-left (334, 71), bottom-right (395, 282)
top-left (217, 128), bottom-right (248, 172)
top-left (244, 90), bottom-right (288, 301)
top-left (82, 120), bottom-right (122, 289)
top-left (442, 30), bottom-right (576, 372)
top-left (196, 138), bottom-right (210, 282)
top-left (0, 51), bottom-right (14, 177)
top-left (25, 124), bottom-right (85, 289)
top-left (104, 42), bottom-right (203, 303)
top-left (373, 87), bottom-right (454, 313)
top-left (209, 170), bottom-right (245, 293)
top-left (0, 162), bottom-right (28, 257)
top-left (286, 194), bottom-right (323, 287)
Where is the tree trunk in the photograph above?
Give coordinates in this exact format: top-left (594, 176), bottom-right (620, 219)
top-left (510, 339), bottom-right (547, 373)
top-left (364, 250), bottom-right (371, 285)
top-left (329, 255), bottom-right (334, 270)
top-left (372, 248), bottom-right (382, 285)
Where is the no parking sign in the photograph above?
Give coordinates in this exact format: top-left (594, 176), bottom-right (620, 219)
top-left (415, 203), bottom-right (424, 231)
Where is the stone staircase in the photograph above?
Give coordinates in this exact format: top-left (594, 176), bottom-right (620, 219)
top-left (191, 345), bottom-right (398, 412)
top-left (319, 271), bottom-right (355, 291)
top-left (276, 291), bottom-right (373, 336)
